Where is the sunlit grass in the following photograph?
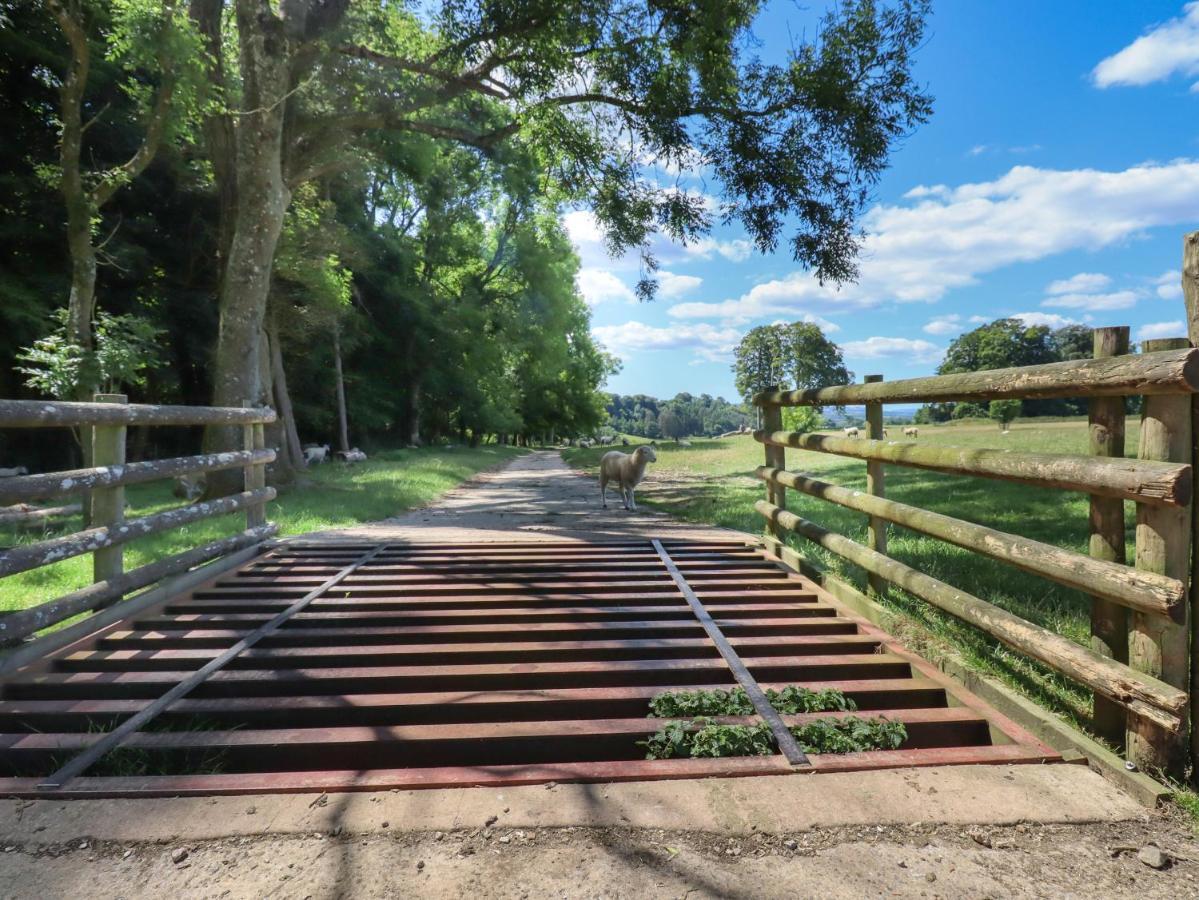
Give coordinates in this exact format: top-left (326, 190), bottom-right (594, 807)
top-left (564, 418), bottom-right (1144, 734)
top-left (0, 444), bottom-right (527, 613)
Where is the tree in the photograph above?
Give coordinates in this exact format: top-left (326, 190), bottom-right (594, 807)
top-left (43, 0), bottom-right (201, 398)
top-left (939, 318), bottom-right (1056, 375)
top-left (782, 322), bottom-right (852, 406)
top-left (782, 406), bottom-right (821, 434)
top-left (659, 408), bottom-right (687, 442)
top-left (193, 0), bottom-right (932, 483)
top-left (989, 399), bottom-right (1020, 431)
top-left (733, 325), bottom-right (787, 409)
top-left (1050, 324), bottom-right (1093, 362)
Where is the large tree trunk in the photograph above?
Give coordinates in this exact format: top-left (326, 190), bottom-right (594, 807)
top-left (333, 324), bottom-right (350, 453)
top-left (203, 3), bottom-right (293, 496)
top-left (407, 377), bottom-right (422, 446)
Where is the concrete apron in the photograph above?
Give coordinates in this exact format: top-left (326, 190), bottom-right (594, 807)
top-left (2, 764), bottom-right (1146, 845)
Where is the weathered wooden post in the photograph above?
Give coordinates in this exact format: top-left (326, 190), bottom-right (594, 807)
top-left (1129, 337), bottom-right (1191, 775)
top-left (1180, 229), bottom-right (1199, 778)
top-left (92, 393), bottom-right (127, 584)
top-left (1088, 326), bottom-right (1130, 746)
top-left (762, 388), bottom-right (785, 540)
top-left (864, 374), bottom-right (887, 598)
top-left (243, 402), bottom-right (267, 530)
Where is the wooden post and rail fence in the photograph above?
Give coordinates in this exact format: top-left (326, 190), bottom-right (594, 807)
top-left (0, 398), bottom-right (277, 669)
top-left (751, 234), bottom-right (1199, 778)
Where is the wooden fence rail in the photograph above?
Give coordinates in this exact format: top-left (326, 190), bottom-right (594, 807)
top-left (752, 317), bottom-right (1199, 778)
top-left (0, 396), bottom-right (278, 651)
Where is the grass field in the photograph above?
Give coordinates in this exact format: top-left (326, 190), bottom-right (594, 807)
top-left (564, 417), bottom-right (1143, 735)
top-left (0, 444), bottom-right (527, 613)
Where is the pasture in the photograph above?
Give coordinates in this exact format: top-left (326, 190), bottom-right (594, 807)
top-left (564, 418), bottom-right (1140, 734)
top-left (0, 445), bottom-right (526, 614)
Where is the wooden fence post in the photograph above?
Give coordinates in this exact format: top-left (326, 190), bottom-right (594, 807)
top-left (243, 402), bottom-right (267, 530)
top-left (762, 389), bottom-right (785, 540)
top-left (1129, 337), bottom-right (1192, 775)
top-left (92, 393), bottom-right (127, 584)
top-left (1088, 326), bottom-right (1130, 746)
top-left (1180, 230), bottom-right (1199, 783)
top-left (864, 374), bottom-right (887, 598)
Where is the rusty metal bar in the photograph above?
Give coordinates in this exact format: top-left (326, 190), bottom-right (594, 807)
top-left (651, 539), bottom-right (810, 766)
top-left (37, 544), bottom-right (386, 790)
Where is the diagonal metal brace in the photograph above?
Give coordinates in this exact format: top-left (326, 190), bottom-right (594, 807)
top-left (651, 539), bottom-right (810, 766)
top-left (37, 543), bottom-right (388, 790)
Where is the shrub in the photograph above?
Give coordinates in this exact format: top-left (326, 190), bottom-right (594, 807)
top-left (647, 685), bottom-right (857, 718)
top-left (641, 715), bottom-right (907, 760)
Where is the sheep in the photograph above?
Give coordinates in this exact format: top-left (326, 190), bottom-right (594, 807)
top-left (621, 437), bottom-right (630, 447)
top-left (304, 443), bottom-right (331, 465)
top-left (577, 438), bottom-right (592, 449)
top-left (337, 448), bottom-right (368, 463)
top-left (599, 445), bottom-right (657, 511)
top-left (597, 435), bottom-right (615, 446)
top-left (678, 439), bottom-right (692, 448)
top-left (172, 473), bottom-right (206, 501)
top-left (0, 466), bottom-right (29, 478)
top-left (842, 427), bottom-right (860, 438)
top-left (903, 426), bottom-right (919, 438)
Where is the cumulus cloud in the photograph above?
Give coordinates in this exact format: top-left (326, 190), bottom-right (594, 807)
top-left (1011, 312), bottom-right (1080, 329)
top-left (681, 236), bottom-right (753, 262)
top-left (1155, 269), bottom-right (1183, 299)
top-left (1092, 3), bottom-right (1199, 88)
top-left (591, 320), bottom-right (741, 363)
top-left (1041, 290), bottom-right (1140, 310)
top-left (1046, 272), bottom-right (1111, 295)
top-left (667, 160), bottom-right (1199, 322)
top-left (840, 336), bottom-right (943, 363)
top-left (656, 270), bottom-right (703, 300)
top-left (1137, 320), bottom-right (1187, 341)
top-left (576, 269), bottom-right (636, 306)
top-left (923, 314), bottom-right (965, 335)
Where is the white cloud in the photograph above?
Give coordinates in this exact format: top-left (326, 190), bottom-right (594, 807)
top-left (1011, 312), bottom-right (1079, 329)
top-left (564, 210), bottom-right (603, 246)
top-left (1041, 290), bottom-right (1140, 310)
top-left (656, 270), bottom-right (703, 300)
top-left (923, 314), bottom-right (964, 335)
top-left (1155, 269), bottom-right (1183, 299)
top-left (969, 144), bottom-right (989, 157)
top-left (1137, 320), bottom-right (1187, 341)
top-left (576, 269), bottom-right (636, 307)
top-left (1093, 3), bottom-right (1199, 88)
top-left (682, 236), bottom-right (754, 262)
top-left (968, 315), bottom-right (989, 324)
top-left (840, 336), bottom-right (943, 363)
top-left (1046, 272), bottom-right (1111, 295)
top-left (591, 320), bottom-right (741, 363)
top-left (666, 160), bottom-right (1199, 322)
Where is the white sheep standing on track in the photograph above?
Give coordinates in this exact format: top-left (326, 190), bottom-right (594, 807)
top-left (842, 427), bottom-right (860, 438)
top-left (903, 426), bottom-right (919, 438)
top-left (304, 444), bottom-right (331, 465)
top-left (599, 445), bottom-right (657, 511)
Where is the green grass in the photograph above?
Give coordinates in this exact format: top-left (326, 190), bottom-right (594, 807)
top-left (564, 418), bottom-right (1143, 735)
top-left (1, 444), bottom-right (527, 614)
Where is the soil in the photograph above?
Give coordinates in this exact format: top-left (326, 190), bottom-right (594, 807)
top-left (1, 817), bottom-right (1196, 899)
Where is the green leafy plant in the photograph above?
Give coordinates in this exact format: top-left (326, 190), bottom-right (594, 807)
top-left (648, 685), bottom-right (857, 718)
top-left (16, 308), bottom-right (164, 399)
top-left (641, 715), bottom-right (906, 760)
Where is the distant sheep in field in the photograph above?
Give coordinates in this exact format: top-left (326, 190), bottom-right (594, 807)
top-left (599, 445), bottom-right (658, 511)
top-left (598, 435), bottom-right (615, 446)
top-left (842, 427), bottom-right (860, 438)
top-left (0, 466), bottom-right (28, 477)
top-left (678, 439), bottom-right (692, 448)
top-left (903, 426), bottom-right (919, 438)
top-left (578, 439), bottom-right (593, 449)
top-left (339, 448), bottom-right (368, 463)
top-left (304, 444), bottom-right (331, 464)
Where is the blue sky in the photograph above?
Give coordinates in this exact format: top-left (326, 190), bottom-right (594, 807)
top-left (581, 1), bottom-right (1199, 402)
